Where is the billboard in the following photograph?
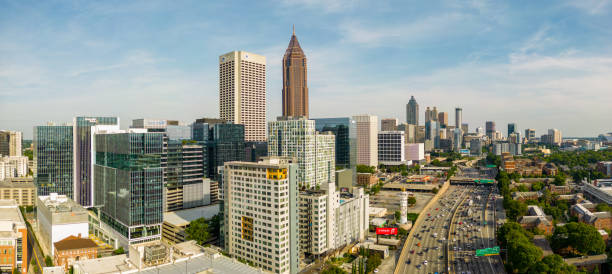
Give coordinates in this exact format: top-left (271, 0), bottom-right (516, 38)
top-left (376, 227), bottom-right (398, 235)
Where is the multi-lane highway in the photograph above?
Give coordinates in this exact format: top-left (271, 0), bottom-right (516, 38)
top-left (395, 183), bottom-right (506, 274)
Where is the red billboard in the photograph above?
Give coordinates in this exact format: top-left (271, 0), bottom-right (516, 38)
top-left (376, 227), bottom-right (398, 235)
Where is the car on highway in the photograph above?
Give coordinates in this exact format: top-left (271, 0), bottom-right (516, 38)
top-left (423, 260), bottom-right (428, 265)
top-left (406, 259), bottom-right (411, 264)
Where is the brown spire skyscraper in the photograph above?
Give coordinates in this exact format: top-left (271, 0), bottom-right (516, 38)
top-left (282, 26), bottom-right (309, 117)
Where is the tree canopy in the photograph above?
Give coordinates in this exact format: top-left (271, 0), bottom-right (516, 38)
top-left (186, 218), bottom-right (210, 245)
top-left (356, 165), bottom-right (376, 174)
top-left (551, 222), bottom-right (605, 257)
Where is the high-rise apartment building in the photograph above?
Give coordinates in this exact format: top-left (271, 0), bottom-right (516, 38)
top-left (282, 28), bottom-right (309, 118)
top-left (313, 118), bottom-right (357, 169)
top-left (548, 129), bottom-right (562, 146)
top-left (406, 96), bottom-right (419, 125)
top-left (163, 141), bottom-right (206, 211)
top-left (486, 121), bottom-right (496, 140)
top-left (0, 130), bottom-right (22, 156)
top-left (525, 129), bottom-right (536, 141)
top-left (438, 112), bottom-right (448, 128)
top-left (94, 130), bottom-right (164, 248)
top-left (455, 107), bottom-right (462, 129)
top-left (223, 157), bottom-right (299, 274)
top-left (352, 115), bottom-right (378, 167)
top-left (508, 123), bottom-right (517, 137)
top-left (219, 51), bottom-right (266, 142)
top-left (34, 124), bottom-right (73, 197)
top-left (73, 116), bottom-right (119, 207)
top-left (381, 118), bottom-right (399, 131)
top-left (268, 117), bottom-right (335, 188)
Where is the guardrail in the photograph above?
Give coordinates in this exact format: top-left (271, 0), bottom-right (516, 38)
top-left (393, 180), bottom-right (450, 274)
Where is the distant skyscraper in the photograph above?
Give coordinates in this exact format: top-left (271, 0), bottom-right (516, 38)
top-left (486, 121), bottom-right (496, 140)
top-left (94, 130), bottom-right (164, 248)
top-left (508, 123), bottom-right (517, 137)
top-left (432, 107), bottom-right (438, 122)
top-left (425, 120), bottom-right (439, 148)
top-left (73, 116), bottom-right (119, 207)
top-left (438, 112), bottom-right (448, 128)
top-left (455, 107), bottom-right (462, 129)
top-left (352, 115), bottom-right (378, 167)
top-left (381, 118), bottom-right (399, 131)
top-left (548, 129), bottom-right (562, 146)
top-left (313, 117), bottom-right (357, 169)
top-left (525, 128), bottom-right (536, 141)
top-left (219, 51), bottom-right (266, 142)
top-left (461, 123), bottom-right (469, 134)
top-left (476, 127), bottom-right (484, 136)
top-left (34, 124), bottom-right (73, 197)
top-left (406, 96), bottom-right (419, 125)
top-left (282, 28), bottom-right (309, 118)
top-left (425, 107), bottom-right (432, 122)
top-left (0, 130), bottom-right (22, 156)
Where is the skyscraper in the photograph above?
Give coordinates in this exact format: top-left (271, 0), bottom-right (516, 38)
top-left (94, 130), bottom-right (164, 248)
top-left (268, 117), bottom-right (335, 189)
top-left (34, 124), bottom-right (73, 197)
top-left (548, 129), bottom-right (562, 146)
top-left (425, 107), bottom-right (432, 122)
top-left (406, 96), bottom-right (419, 125)
top-left (223, 157), bottom-right (299, 274)
top-left (73, 116), bottom-right (119, 207)
top-left (508, 123), bottom-right (517, 137)
top-left (525, 129), bottom-right (536, 141)
top-left (352, 115), bottom-right (378, 167)
top-left (486, 121), bottom-right (496, 140)
top-left (219, 51), bottom-right (266, 142)
top-left (282, 27), bottom-right (309, 118)
top-left (438, 112), bottom-right (448, 128)
top-left (381, 118), bottom-right (399, 131)
top-left (0, 130), bottom-right (22, 156)
top-left (455, 107), bottom-right (462, 129)
top-left (432, 107), bottom-right (438, 121)
top-left (313, 117), bottom-right (357, 169)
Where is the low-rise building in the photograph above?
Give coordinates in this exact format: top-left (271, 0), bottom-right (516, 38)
top-left (597, 161), bottom-right (612, 178)
top-left (0, 199), bottom-right (28, 274)
top-left (518, 205), bottom-right (554, 234)
top-left (548, 184), bottom-right (571, 195)
top-left (356, 173), bottom-right (378, 187)
top-left (53, 236), bottom-right (98, 271)
top-left (570, 203), bottom-right (612, 230)
top-left (511, 191), bottom-right (541, 202)
top-left (37, 193), bottom-right (89, 256)
top-left (162, 204), bottom-right (221, 244)
top-left (0, 178), bottom-right (36, 206)
top-left (582, 179), bottom-right (612, 205)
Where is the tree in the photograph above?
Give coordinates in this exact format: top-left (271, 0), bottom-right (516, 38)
top-left (322, 263), bottom-right (347, 274)
top-left (595, 203), bottom-right (610, 213)
top-left (365, 253), bottom-right (381, 274)
top-left (45, 255), bottom-right (53, 266)
top-left (531, 181), bottom-right (544, 191)
top-left (496, 222), bottom-right (526, 247)
top-left (506, 230), bottom-right (541, 273)
top-left (553, 174), bottom-right (567, 186)
top-left (186, 218), bottom-right (210, 245)
top-left (517, 184), bottom-right (530, 192)
top-left (505, 199), bottom-right (528, 221)
top-left (408, 197), bottom-right (416, 205)
top-left (112, 246), bottom-right (125, 255)
top-left (13, 268), bottom-right (20, 274)
top-left (394, 211), bottom-right (401, 221)
top-left (356, 165), bottom-right (376, 174)
top-left (401, 171), bottom-right (408, 176)
top-left (551, 222), bottom-right (605, 256)
top-left (432, 187), bottom-right (439, 194)
top-left (528, 254), bottom-right (577, 274)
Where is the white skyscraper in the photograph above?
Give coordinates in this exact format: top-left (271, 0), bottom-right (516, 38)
top-left (223, 157), bottom-right (299, 274)
top-left (219, 51), bottom-right (267, 142)
top-left (268, 117), bottom-right (335, 189)
top-left (353, 115), bottom-right (378, 167)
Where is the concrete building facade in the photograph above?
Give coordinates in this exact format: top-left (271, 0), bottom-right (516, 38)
top-left (37, 194), bottom-right (89, 256)
top-left (353, 115), bottom-right (378, 167)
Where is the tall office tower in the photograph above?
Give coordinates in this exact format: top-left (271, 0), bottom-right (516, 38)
top-left (548, 129), bottom-right (562, 146)
top-left (378, 131), bottom-right (406, 166)
top-left (461, 123), bottom-right (469, 134)
top-left (425, 120), bottom-right (440, 149)
top-left (424, 107), bottom-right (432, 122)
top-left (223, 157), bottom-right (299, 274)
top-left (268, 117), bottom-right (335, 189)
top-left (0, 130), bottom-right (22, 156)
top-left (219, 51), bottom-right (266, 142)
top-left (438, 112), bottom-right (448, 128)
top-left (313, 118), bottom-right (357, 169)
top-left (525, 129), bottom-right (536, 141)
top-left (94, 130), bottom-right (164, 248)
top-left (193, 120), bottom-right (246, 181)
top-left (397, 123), bottom-right (416, 144)
top-left (486, 121), bottom-right (496, 140)
top-left (453, 128), bottom-right (463, 152)
top-left (381, 118), bottom-right (399, 131)
top-left (470, 139), bottom-right (483, 156)
top-left (455, 107), bottom-right (462, 129)
top-left (432, 107), bottom-right (438, 121)
top-left (282, 28), bottom-right (309, 118)
top-left (244, 141), bottom-right (268, 162)
top-left (352, 115), bottom-right (378, 167)
top-left (406, 96), bottom-right (419, 125)
top-left (34, 124), bottom-right (73, 197)
top-left (416, 125), bottom-right (426, 143)
top-left (163, 141), bottom-right (206, 211)
top-left (73, 117), bottom-right (119, 207)
top-left (508, 123), bottom-right (517, 137)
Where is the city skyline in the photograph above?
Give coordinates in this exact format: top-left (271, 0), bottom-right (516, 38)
top-left (2, 1), bottom-right (612, 138)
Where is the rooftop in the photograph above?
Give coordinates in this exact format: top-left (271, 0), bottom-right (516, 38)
top-left (38, 193), bottom-right (87, 214)
top-left (163, 204), bottom-right (221, 227)
top-left (0, 199), bottom-right (25, 231)
top-left (54, 235), bottom-right (98, 251)
top-left (531, 235), bottom-right (553, 257)
top-left (564, 254), bottom-right (608, 267)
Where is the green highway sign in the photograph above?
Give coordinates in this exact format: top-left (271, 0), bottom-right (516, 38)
top-left (475, 246), bottom-right (500, 256)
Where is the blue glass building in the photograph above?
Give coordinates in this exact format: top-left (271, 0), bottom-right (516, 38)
top-left (34, 125), bottom-right (74, 197)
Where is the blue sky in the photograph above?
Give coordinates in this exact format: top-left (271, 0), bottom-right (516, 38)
top-left (1, 0), bottom-right (611, 138)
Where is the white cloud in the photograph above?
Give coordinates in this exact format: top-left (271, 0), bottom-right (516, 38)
top-left (564, 0), bottom-right (611, 15)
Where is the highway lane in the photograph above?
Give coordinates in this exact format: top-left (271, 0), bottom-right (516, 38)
top-left (397, 185), bottom-right (471, 273)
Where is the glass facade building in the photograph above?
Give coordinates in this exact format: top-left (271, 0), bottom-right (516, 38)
top-left (74, 116), bottom-right (119, 207)
top-left (94, 132), bottom-right (164, 247)
top-left (192, 120), bottom-right (245, 180)
top-left (34, 125), bottom-right (74, 197)
top-left (313, 117), bottom-right (356, 169)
